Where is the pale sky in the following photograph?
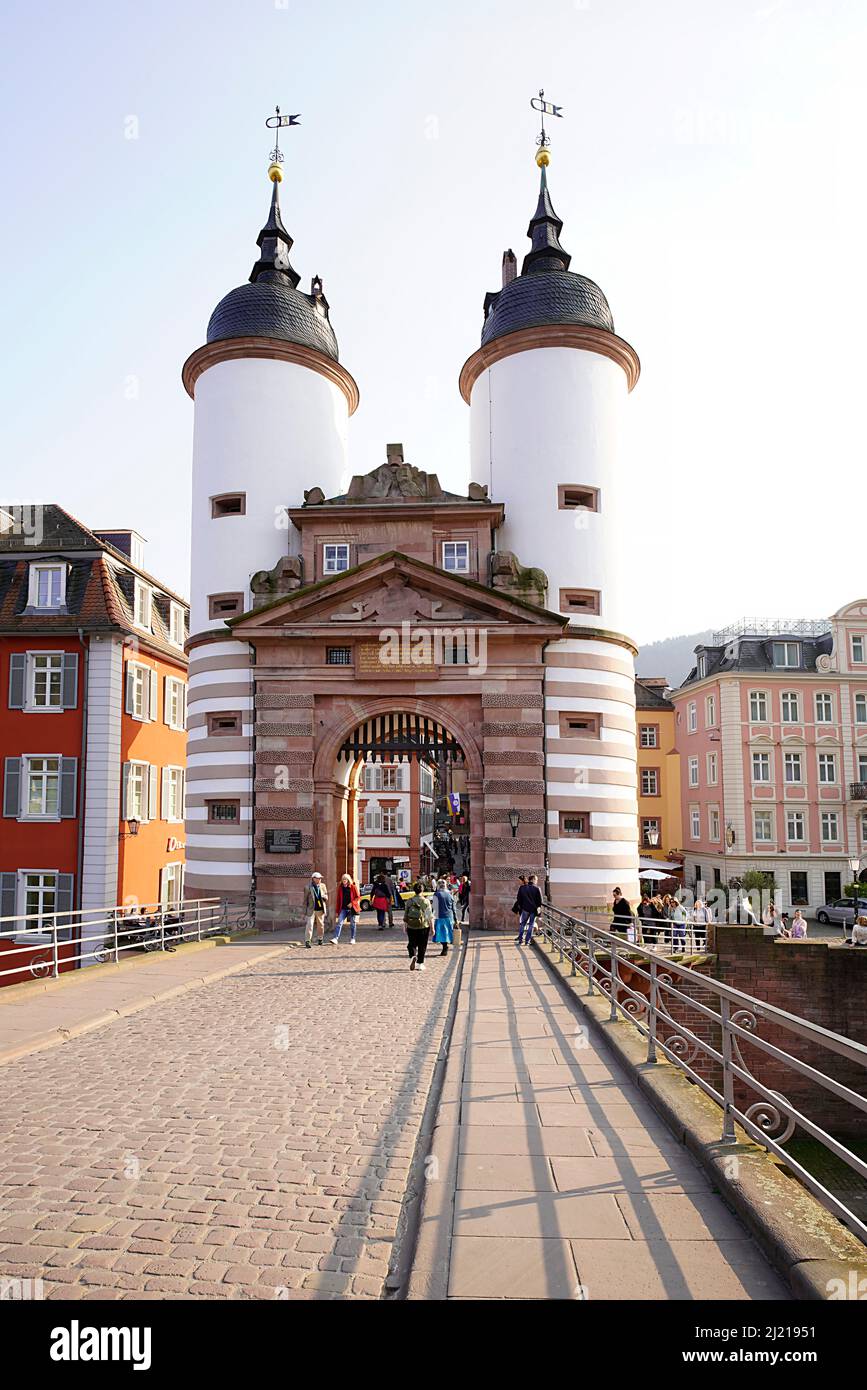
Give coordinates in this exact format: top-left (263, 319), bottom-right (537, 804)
top-left (1, 0), bottom-right (865, 645)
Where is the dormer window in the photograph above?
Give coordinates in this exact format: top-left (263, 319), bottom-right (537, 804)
top-left (169, 601), bottom-right (185, 647)
top-left (323, 544), bottom-right (350, 575)
top-left (772, 641), bottom-right (800, 668)
top-left (28, 563), bottom-right (65, 610)
top-left (442, 541), bottom-right (470, 574)
top-left (697, 653), bottom-right (707, 679)
top-left (134, 579), bottom-right (152, 631)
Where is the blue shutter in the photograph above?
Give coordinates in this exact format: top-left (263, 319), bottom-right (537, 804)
top-left (3, 758), bottom-right (21, 817)
top-left (0, 873), bottom-right (16, 920)
top-left (61, 653), bottom-right (79, 709)
top-left (8, 654), bottom-right (25, 709)
top-left (56, 873), bottom-right (74, 927)
top-left (60, 759), bottom-right (78, 818)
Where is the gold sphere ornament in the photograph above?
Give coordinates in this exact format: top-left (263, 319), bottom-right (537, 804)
top-left (268, 162), bottom-right (283, 183)
top-left (535, 147), bottom-right (550, 169)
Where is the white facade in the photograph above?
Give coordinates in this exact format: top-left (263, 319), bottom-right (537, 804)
top-left (189, 356), bottom-right (351, 637)
top-left (469, 346), bottom-right (630, 633)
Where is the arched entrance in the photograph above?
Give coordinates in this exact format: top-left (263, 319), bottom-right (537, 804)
top-left (313, 700), bottom-right (485, 912)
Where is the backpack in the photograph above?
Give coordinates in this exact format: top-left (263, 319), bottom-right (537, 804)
top-left (404, 896), bottom-right (427, 929)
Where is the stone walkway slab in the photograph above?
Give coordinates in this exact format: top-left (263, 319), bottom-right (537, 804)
top-left (408, 936), bottom-right (791, 1301)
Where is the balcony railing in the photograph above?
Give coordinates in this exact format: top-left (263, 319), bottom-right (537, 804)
top-left (0, 897), bottom-right (235, 985)
top-left (537, 902), bottom-right (867, 1245)
top-left (850, 783), bottom-right (867, 800)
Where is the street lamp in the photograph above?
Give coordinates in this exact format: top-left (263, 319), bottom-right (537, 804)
top-left (645, 824), bottom-right (660, 849)
top-left (848, 856), bottom-right (862, 919)
top-left (508, 809), bottom-right (521, 838)
top-left (119, 819), bottom-right (140, 840)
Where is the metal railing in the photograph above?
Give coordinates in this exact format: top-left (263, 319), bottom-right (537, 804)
top-left (849, 783), bottom-right (867, 801)
top-left (536, 902), bottom-right (867, 1245)
top-left (0, 898), bottom-right (228, 985)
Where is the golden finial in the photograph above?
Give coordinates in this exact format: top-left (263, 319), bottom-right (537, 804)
top-left (535, 147), bottom-right (550, 168)
top-left (268, 162), bottom-right (283, 183)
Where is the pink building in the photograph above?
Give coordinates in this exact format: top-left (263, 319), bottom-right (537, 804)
top-left (671, 602), bottom-right (867, 914)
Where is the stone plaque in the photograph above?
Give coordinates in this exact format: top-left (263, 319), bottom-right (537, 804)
top-left (265, 828), bottom-right (303, 854)
top-left (356, 641), bottom-right (436, 676)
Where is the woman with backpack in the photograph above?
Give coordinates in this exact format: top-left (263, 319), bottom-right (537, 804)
top-left (433, 878), bottom-right (457, 957)
top-left (371, 875), bottom-right (393, 930)
top-left (403, 882), bottom-right (433, 971)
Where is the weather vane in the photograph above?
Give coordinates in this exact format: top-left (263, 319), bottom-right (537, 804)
top-left (265, 105), bottom-right (300, 181)
top-left (530, 89), bottom-right (563, 164)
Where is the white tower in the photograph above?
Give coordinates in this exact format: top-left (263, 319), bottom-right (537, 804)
top-left (182, 161), bottom-right (359, 911)
top-left (460, 146), bottom-right (641, 909)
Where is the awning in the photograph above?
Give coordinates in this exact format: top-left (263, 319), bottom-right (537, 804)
top-left (639, 858), bottom-right (683, 873)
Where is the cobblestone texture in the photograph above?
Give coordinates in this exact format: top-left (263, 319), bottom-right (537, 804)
top-left (0, 935), bottom-right (458, 1300)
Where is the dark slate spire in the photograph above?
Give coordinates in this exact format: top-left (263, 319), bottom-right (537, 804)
top-left (521, 165), bottom-right (571, 276)
top-left (249, 177), bottom-right (300, 288)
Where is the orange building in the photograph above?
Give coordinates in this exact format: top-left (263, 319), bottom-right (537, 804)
top-left (635, 678), bottom-right (683, 874)
top-left (0, 505), bottom-right (188, 983)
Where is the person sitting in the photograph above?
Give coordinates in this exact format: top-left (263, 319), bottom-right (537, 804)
top-left (849, 915), bottom-right (867, 947)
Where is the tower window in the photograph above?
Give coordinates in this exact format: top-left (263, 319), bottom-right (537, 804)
top-left (558, 712), bottom-right (600, 738)
top-left (208, 593), bottom-right (244, 620)
top-left (326, 647), bottom-right (352, 666)
top-left (211, 493), bottom-right (246, 518)
top-left (558, 485), bottom-right (600, 513)
top-left (207, 799), bottom-right (241, 823)
top-left (560, 588), bottom-right (600, 616)
top-left (560, 812), bottom-right (589, 837)
top-left (207, 711), bottom-right (242, 736)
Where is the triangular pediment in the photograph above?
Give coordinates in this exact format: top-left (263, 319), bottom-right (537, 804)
top-left (231, 551), bottom-right (566, 633)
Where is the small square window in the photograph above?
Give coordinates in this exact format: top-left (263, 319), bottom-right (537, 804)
top-left (560, 588), bottom-right (600, 615)
top-left (560, 712), bottom-right (600, 738)
top-left (442, 541), bottom-right (470, 573)
top-left (207, 711), bottom-right (242, 736)
top-left (557, 485), bottom-right (600, 512)
top-left (323, 544), bottom-right (350, 574)
top-left (211, 493), bottom-right (246, 518)
top-left (560, 812), bottom-right (589, 837)
top-left (207, 800), bottom-right (241, 823)
top-left (208, 593), bottom-right (244, 620)
top-left (326, 647), bottom-right (352, 666)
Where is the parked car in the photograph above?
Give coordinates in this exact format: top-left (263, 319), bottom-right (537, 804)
top-left (814, 897), bottom-right (867, 932)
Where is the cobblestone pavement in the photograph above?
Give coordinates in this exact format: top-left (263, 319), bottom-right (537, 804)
top-left (0, 930), bottom-right (459, 1300)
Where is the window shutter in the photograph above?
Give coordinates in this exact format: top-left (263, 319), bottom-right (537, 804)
top-left (148, 764), bottom-right (158, 822)
top-left (125, 664), bottom-right (135, 715)
top-left (148, 669), bottom-right (158, 723)
top-left (3, 758), bottom-right (21, 817)
top-left (121, 762), bottom-right (132, 820)
top-left (159, 866), bottom-right (168, 907)
top-left (59, 758), bottom-right (78, 818)
top-left (161, 767), bottom-right (169, 820)
top-left (8, 653), bottom-right (26, 709)
top-left (61, 653), bottom-right (79, 709)
top-left (180, 769), bottom-right (185, 820)
top-left (0, 872), bottom-right (17, 920)
top-left (163, 676), bottom-right (170, 726)
top-left (182, 684), bottom-right (187, 730)
top-left (56, 873), bottom-right (74, 923)
top-left (396, 809), bottom-right (405, 832)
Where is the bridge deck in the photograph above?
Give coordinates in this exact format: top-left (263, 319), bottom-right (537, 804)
top-left (426, 935), bottom-right (790, 1300)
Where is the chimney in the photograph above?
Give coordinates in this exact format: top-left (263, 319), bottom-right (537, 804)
top-left (502, 249), bottom-right (517, 287)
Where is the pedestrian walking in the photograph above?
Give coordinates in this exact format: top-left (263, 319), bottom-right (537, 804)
top-left (404, 882), bottom-right (433, 971)
top-left (670, 895), bottom-right (688, 950)
top-left (371, 875), bottom-right (392, 930)
top-left (433, 878), bottom-right (457, 956)
top-left (610, 887), bottom-right (633, 938)
top-left (515, 872), bottom-right (543, 946)
top-left (303, 872), bottom-right (328, 948)
top-left (331, 874), bottom-right (361, 943)
top-left (692, 898), bottom-right (713, 947)
top-left (458, 874), bottom-right (471, 924)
